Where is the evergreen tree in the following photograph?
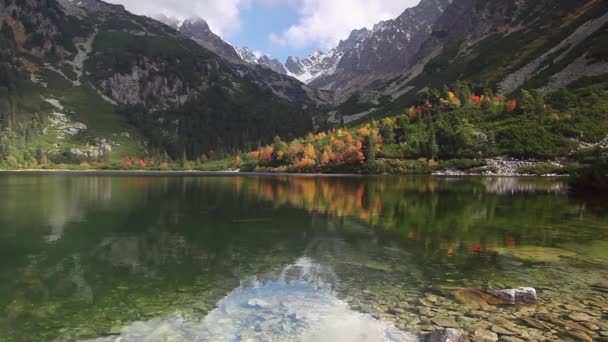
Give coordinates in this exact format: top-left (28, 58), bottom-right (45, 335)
top-left (427, 124), bottom-right (439, 160)
top-left (380, 119), bottom-right (396, 145)
top-left (362, 134), bottom-right (376, 171)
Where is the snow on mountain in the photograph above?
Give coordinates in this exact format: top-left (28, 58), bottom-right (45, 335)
top-left (153, 0), bottom-right (450, 90)
top-left (236, 48), bottom-right (288, 75)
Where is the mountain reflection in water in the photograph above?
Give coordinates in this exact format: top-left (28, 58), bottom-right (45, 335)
top-left (90, 257), bottom-right (417, 342)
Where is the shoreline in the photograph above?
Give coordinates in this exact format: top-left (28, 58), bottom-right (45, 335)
top-left (0, 169), bottom-right (568, 178)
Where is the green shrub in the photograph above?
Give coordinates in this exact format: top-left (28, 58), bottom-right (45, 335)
top-left (517, 163), bottom-right (566, 175)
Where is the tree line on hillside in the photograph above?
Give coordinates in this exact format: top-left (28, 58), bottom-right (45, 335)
top-left (231, 80), bottom-right (607, 174)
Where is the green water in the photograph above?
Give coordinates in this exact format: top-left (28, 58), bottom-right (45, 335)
top-left (0, 174), bottom-right (607, 341)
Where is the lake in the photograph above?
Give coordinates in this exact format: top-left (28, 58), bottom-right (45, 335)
top-left (0, 174), bottom-right (607, 341)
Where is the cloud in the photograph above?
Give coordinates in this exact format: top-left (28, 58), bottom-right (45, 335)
top-left (270, 0), bottom-right (421, 50)
top-left (105, 0), bottom-right (248, 37)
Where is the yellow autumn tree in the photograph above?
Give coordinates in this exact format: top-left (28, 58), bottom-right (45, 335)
top-left (304, 143), bottom-right (316, 160)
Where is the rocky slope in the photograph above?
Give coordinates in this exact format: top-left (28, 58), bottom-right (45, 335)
top-left (178, 17), bottom-right (242, 63)
top-left (0, 0), bottom-right (330, 164)
top-left (305, 0), bottom-right (452, 96)
top-left (327, 0), bottom-right (608, 123)
top-left (235, 47), bottom-right (287, 75)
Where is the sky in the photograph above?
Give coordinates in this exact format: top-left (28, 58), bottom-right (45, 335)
top-left (106, 0), bottom-right (421, 62)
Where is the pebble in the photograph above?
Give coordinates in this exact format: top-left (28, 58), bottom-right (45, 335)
top-left (431, 316), bottom-right (459, 328)
top-left (562, 330), bottom-right (592, 342)
top-left (492, 325), bottom-right (515, 336)
top-left (419, 307), bottom-right (432, 316)
top-left (474, 329), bottom-right (498, 341)
top-left (568, 312), bottom-right (594, 322)
top-left (581, 322), bottom-right (600, 331)
top-left (499, 336), bottom-right (525, 342)
top-left (563, 304), bottom-right (586, 312)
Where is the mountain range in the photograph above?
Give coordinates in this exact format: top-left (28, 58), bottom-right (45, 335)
top-left (0, 0), bottom-right (607, 168)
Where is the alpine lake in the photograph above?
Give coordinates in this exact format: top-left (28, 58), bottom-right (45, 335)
top-left (0, 173), bottom-right (607, 342)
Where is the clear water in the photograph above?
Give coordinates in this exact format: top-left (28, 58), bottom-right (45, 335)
top-left (0, 174), bottom-right (607, 341)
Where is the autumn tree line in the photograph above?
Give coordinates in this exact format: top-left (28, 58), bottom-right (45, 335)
top-left (1, 78), bottom-right (607, 173)
top-left (235, 80), bottom-right (607, 174)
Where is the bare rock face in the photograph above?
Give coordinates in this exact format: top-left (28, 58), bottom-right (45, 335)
top-left (486, 287), bottom-right (538, 305)
top-left (425, 328), bottom-right (469, 342)
top-left (178, 17), bottom-right (242, 62)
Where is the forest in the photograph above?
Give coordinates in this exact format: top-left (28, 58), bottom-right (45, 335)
top-left (225, 80), bottom-right (608, 176)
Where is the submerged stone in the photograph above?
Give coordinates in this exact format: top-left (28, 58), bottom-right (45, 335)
top-left (431, 317), bottom-right (459, 328)
top-left (452, 289), bottom-right (508, 307)
top-left (485, 288), bottom-right (537, 305)
top-left (568, 312), bottom-right (594, 322)
top-left (473, 329), bottom-right (498, 341)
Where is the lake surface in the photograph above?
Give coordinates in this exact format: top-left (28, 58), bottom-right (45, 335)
top-left (0, 174), bottom-right (607, 341)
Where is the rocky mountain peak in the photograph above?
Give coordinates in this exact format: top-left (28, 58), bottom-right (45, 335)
top-left (180, 17), bottom-right (211, 35)
top-left (172, 16), bottom-right (242, 62)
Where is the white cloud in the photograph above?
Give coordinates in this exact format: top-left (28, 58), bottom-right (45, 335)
top-left (105, 0), bottom-right (249, 37)
top-left (270, 0), bottom-right (421, 50)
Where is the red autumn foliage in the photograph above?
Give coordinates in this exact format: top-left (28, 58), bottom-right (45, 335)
top-left (135, 158), bottom-right (147, 167)
top-left (122, 157), bottom-right (132, 167)
top-left (469, 242), bottom-right (482, 254)
top-left (470, 95), bottom-right (482, 105)
top-left (506, 99), bottom-right (518, 112)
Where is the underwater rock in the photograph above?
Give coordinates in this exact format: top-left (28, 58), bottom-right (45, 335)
top-left (485, 287), bottom-right (537, 305)
top-left (568, 312), bottom-right (594, 322)
top-left (473, 328), bottom-right (498, 341)
top-left (424, 328), bottom-right (468, 342)
top-left (452, 287), bottom-right (537, 307)
top-left (452, 289), bottom-right (508, 307)
top-left (431, 317), bottom-right (459, 328)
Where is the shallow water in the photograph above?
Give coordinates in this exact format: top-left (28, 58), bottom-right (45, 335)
top-left (0, 174), bottom-right (606, 341)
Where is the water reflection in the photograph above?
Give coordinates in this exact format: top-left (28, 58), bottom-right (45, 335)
top-left (0, 175), bottom-right (606, 341)
top-left (90, 257), bottom-right (417, 342)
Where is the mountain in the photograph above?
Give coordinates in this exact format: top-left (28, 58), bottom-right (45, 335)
top-left (323, 0), bottom-right (608, 124)
top-left (1, 0), bottom-right (606, 170)
top-left (161, 17), bottom-right (332, 109)
top-left (235, 47), bottom-right (287, 75)
top-left (281, 0), bottom-right (451, 95)
top-left (225, 0), bottom-right (608, 174)
top-left (161, 17), bottom-right (291, 77)
top-left (178, 17), bottom-right (242, 62)
top-left (0, 0), bottom-right (329, 167)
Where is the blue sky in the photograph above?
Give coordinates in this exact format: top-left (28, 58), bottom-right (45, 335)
top-left (108, 0), bottom-right (420, 63)
top-left (229, 4), bottom-right (314, 62)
